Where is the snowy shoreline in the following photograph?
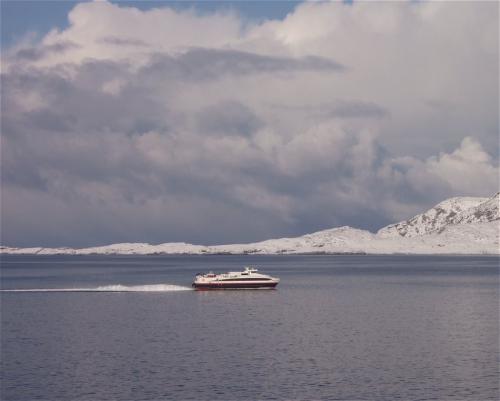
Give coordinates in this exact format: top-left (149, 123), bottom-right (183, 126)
top-left (2, 193), bottom-right (498, 256)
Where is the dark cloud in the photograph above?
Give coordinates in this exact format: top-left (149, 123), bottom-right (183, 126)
top-left (195, 101), bottom-right (263, 136)
top-left (270, 101), bottom-right (390, 122)
top-left (98, 36), bottom-right (148, 47)
top-left (141, 47), bottom-right (345, 81)
top-left (1, 32), bottom-right (497, 247)
top-left (24, 109), bottom-right (77, 132)
top-left (14, 41), bottom-right (79, 61)
top-left (328, 101), bottom-right (389, 119)
top-left (1, 62), bottom-right (169, 136)
top-left (0, 54), bottom-right (377, 246)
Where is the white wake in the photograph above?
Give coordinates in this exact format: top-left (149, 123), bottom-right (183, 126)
top-left (0, 284), bottom-right (192, 292)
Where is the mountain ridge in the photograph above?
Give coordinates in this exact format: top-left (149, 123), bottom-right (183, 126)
top-left (376, 196), bottom-right (492, 238)
top-left (2, 193), bottom-right (498, 255)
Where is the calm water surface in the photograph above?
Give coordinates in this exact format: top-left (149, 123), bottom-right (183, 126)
top-left (1, 255), bottom-right (498, 400)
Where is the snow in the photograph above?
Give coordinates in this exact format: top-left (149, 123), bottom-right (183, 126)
top-left (376, 196), bottom-right (488, 238)
top-left (450, 192), bottom-right (499, 226)
top-left (2, 193), bottom-right (499, 255)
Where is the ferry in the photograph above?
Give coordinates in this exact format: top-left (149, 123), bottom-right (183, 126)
top-left (192, 267), bottom-right (280, 290)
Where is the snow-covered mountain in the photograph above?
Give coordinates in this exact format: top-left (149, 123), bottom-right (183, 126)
top-left (376, 196), bottom-right (491, 238)
top-left (2, 193), bottom-right (499, 255)
top-left (449, 192), bottom-right (499, 226)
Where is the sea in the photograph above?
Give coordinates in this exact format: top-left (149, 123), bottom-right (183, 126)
top-left (1, 254), bottom-right (498, 401)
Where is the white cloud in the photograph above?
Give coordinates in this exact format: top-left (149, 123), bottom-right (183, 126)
top-left (1, 1), bottom-right (498, 246)
top-left (425, 137), bottom-right (498, 195)
top-left (42, 1), bottom-right (243, 66)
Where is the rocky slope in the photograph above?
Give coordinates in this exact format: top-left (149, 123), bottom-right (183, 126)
top-left (376, 196), bottom-right (490, 238)
top-left (449, 192), bottom-right (499, 226)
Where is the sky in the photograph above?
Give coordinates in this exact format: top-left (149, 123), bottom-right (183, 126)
top-left (1, 0), bottom-right (499, 247)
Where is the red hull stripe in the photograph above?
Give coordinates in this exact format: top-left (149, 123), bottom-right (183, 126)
top-left (192, 282), bottom-right (278, 290)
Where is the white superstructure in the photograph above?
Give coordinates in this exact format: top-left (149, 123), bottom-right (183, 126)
top-left (192, 267), bottom-right (280, 290)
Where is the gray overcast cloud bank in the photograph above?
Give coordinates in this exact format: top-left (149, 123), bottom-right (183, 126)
top-left (1, 1), bottom-right (498, 247)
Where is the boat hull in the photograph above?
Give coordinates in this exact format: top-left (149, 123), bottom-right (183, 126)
top-left (192, 281), bottom-right (278, 290)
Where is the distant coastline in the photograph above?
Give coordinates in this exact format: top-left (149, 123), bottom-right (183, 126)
top-left (2, 193), bottom-right (498, 256)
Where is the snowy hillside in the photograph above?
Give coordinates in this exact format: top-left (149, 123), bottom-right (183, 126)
top-left (376, 196), bottom-right (489, 238)
top-left (2, 193), bottom-right (499, 255)
top-left (450, 192), bottom-right (499, 226)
